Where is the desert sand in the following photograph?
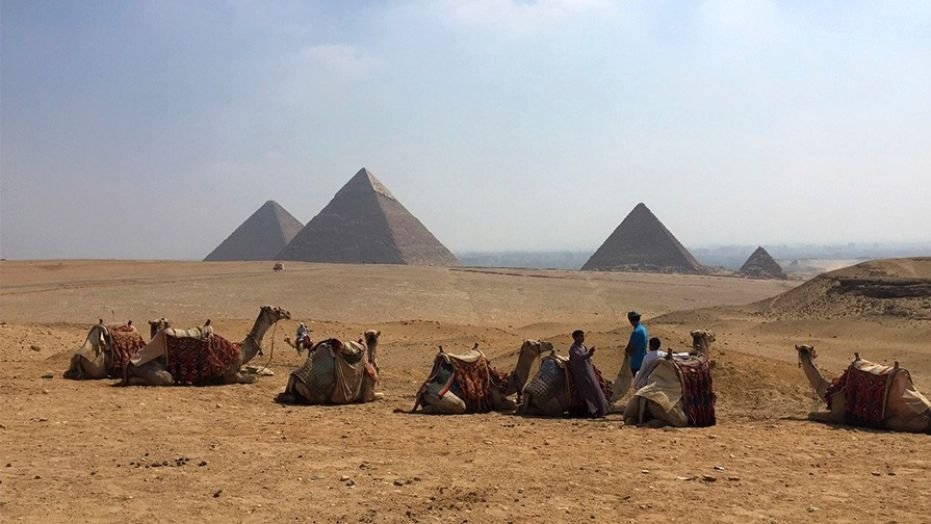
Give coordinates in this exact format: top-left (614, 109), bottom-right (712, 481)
top-left (1, 259), bottom-right (929, 523)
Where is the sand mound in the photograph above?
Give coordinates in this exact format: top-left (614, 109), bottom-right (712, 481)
top-left (758, 257), bottom-right (931, 320)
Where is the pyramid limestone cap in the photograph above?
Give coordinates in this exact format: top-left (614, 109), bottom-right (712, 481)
top-left (335, 167), bottom-right (396, 201)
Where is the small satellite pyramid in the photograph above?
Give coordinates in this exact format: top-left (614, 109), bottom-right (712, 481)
top-left (276, 168), bottom-right (459, 266)
top-left (739, 246), bottom-right (787, 279)
top-left (582, 203), bottom-right (702, 273)
top-left (204, 200), bottom-right (303, 261)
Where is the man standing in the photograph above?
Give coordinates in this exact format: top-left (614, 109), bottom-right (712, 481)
top-left (624, 311), bottom-right (649, 377)
top-left (568, 330), bottom-right (609, 418)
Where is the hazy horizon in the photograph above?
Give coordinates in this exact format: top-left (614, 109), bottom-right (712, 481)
top-left (2, 1), bottom-right (930, 260)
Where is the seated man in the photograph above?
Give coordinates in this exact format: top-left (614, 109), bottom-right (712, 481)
top-left (633, 337), bottom-right (690, 390)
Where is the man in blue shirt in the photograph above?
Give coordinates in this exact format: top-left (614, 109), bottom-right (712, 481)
top-left (624, 311), bottom-right (649, 377)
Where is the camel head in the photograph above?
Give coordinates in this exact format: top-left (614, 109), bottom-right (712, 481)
top-left (690, 330), bottom-right (715, 357)
top-left (795, 344), bottom-right (817, 367)
top-left (520, 339), bottom-right (553, 360)
top-left (260, 305), bottom-right (291, 322)
top-left (363, 329), bottom-right (381, 346)
top-left (147, 318), bottom-right (171, 339)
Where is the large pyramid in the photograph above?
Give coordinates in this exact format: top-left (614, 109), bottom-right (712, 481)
top-left (276, 168), bottom-right (459, 266)
top-left (739, 246), bottom-right (787, 279)
top-left (582, 203), bottom-right (702, 273)
top-left (204, 200), bottom-right (303, 261)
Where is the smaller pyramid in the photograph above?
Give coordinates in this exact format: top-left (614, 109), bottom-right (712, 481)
top-left (739, 246), bottom-right (787, 279)
top-left (204, 200), bottom-right (303, 261)
top-left (582, 203), bottom-right (702, 273)
top-left (276, 168), bottom-right (459, 266)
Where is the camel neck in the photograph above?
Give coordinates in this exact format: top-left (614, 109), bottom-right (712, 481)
top-left (507, 344), bottom-right (540, 395)
top-left (240, 311), bottom-right (273, 365)
top-left (800, 355), bottom-right (829, 399)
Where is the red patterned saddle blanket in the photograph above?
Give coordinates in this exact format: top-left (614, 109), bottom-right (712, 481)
top-left (825, 364), bottom-right (899, 428)
top-left (674, 359), bottom-right (716, 427)
top-left (445, 357), bottom-right (508, 413)
top-left (106, 326), bottom-right (146, 377)
top-left (163, 334), bottom-right (241, 385)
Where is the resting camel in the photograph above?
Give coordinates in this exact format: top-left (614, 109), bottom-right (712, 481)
top-left (411, 340), bottom-right (551, 414)
top-left (622, 330), bottom-right (717, 428)
top-left (795, 345), bottom-right (931, 433)
top-left (63, 320), bottom-right (146, 380)
top-left (124, 305), bottom-right (290, 386)
top-left (276, 330), bottom-right (381, 405)
top-left (518, 350), bottom-right (626, 417)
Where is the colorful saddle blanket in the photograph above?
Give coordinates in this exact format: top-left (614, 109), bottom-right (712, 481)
top-left (674, 359), bottom-right (716, 427)
top-left (825, 360), bottom-right (902, 428)
top-left (105, 325), bottom-right (146, 377)
top-left (163, 334), bottom-right (240, 385)
top-left (419, 351), bottom-right (508, 413)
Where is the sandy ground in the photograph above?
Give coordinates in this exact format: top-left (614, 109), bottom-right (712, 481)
top-left (1, 260), bottom-right (929, 523)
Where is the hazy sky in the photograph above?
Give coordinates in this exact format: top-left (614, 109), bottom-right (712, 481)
top-left (2, 0), bottom-right (929, 259)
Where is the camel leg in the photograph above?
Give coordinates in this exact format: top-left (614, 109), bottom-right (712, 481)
top-left (65, 355), bottom-right (106, 380)
top-left (623, 397), bottom-right (642, 425)
top-left (807, 411), bottom-right (840, 425)
top-left (882, 415), bottom-right (931, 433)
top-left (491, 389), bottom-right (516, 412)
top-left (125, 364), bottom-right (173, 386)
top-left (63, 355), bottom-right (83, 379)
top-left (649, 401), bottom-right (688, 428)
top-left (360, 375), bottom-right (383, 402)
top-left (275, 376), bottom-right (303, 404)
top-left (223, 372), bottom-right (257, 385)
top-left (420, 391), bottom-right (467, 414)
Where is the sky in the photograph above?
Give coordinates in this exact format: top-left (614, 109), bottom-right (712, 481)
top-left (1, 0), bottom-right (929, 260)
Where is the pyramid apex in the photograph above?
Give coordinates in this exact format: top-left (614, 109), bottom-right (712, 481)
top-left (340, 167), bottom-right (395, 200)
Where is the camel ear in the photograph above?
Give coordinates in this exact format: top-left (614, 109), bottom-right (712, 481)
top-left (376, 330), bottom-right (381, 337)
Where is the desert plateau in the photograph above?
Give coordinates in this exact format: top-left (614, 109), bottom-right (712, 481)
top-left (1, 259), bottom-right (929, 523)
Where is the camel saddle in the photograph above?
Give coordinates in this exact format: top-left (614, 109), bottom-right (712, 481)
top-left (437, 348), bottom-right (485, 364)
top-left (292, 339), bottom-right (373, 382)
top-left (672, 358), bottom-right (716, 427)
top-left (131, 325), bottom-right (214, 367)
top-left (104, 325), bottom-right (146, 377)
top-left (825, 359), bottom-right (905, 428)
top-left (416, 349), bottom-right (506, 413)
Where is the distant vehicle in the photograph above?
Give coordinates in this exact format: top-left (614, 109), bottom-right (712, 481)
top-left (273, 263), bottom-right (283, 272)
